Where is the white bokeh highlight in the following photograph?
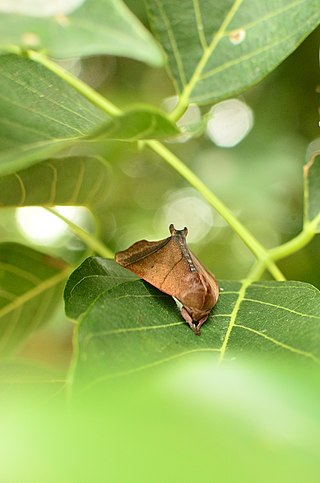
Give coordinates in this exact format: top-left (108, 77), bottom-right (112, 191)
top-left (16, 206), bottom-right (85, 244)
top-left (158, 188), bottom-right (213, 243)
top-left (206, 99), bottom-right (254, 147)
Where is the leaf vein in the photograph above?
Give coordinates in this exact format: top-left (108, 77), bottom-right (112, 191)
top-left (69, 158), bottom-right (85, 204)
top-left (85, 348), bottom-right (220, 386)
top-left (192, 0), bottom-right (208, 50)
top-left (0, 70), bottom-right (101, 128)
top-left (243, 298), bottom-right (320, 319)
top-left (46, 162), bottom-right (58, 205)
top-left (181, 0), bottom-right (243, 102)
top-left (155, 0), bottom-right (187, 86)
top-left (234, 323), bottom-right (320, 363)
top-left (224, 0), bottom-right (307, 35)
top-left (88, 320), bottom-right (184, 339)
top-left (219, 278), bottom-right (249, 362)
top-left (14, 173), bottom-right (26, 206)
top-left (0, 262), bottom-right (41, 284)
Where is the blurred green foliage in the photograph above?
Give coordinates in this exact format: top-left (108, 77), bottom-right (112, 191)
top-left (0, 1), bottom-right (319, 481)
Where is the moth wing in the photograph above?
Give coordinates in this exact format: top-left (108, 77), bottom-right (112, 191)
top-left (115, 229), bottom-right (219, 320)
top-left (116, 236), bottom-right (185, 294)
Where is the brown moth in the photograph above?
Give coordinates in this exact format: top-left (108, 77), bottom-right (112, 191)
top-left (115, 224), bottom-right (219, 335)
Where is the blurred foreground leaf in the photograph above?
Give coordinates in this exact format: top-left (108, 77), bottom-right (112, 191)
top-left (0, 360), bottom-right (66, 400)
top-left (65, 258), bottom-right (320, 385)
top-left (0, 243), bottom-right (71, 355)
top-left (1, 357), bottom-right (320, 483)
top-left (0, 55), bottom-right (177, 175)
top-left (147, 0), bottom-right (320, 104)
top-left (304, 151), bottom-right (320, 231)
top-left (0, 0), bottom-right (163, 66)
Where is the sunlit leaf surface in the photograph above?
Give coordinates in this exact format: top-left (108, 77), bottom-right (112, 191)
top-left (65, 258), bottom-right (320, 385)
top-left (147, 0), bottom-right (320, 104)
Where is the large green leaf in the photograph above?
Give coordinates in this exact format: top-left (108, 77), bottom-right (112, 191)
top-left (304, 151), bottom-right (320, 232)
top-left (65, 258), bottom-right (320, 385)
top-left (0, 55), bottom-right (178, 176)
top-left (0, 0), bottom-right (163, 66)
top-left (0, 243), bottom-right (71, 355)
top-left (0, 157), bottom-right (110, 209)
top-left (146, 0), bottom-right (320, 105)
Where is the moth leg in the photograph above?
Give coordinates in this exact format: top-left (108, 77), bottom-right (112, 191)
top-left (194, 315), bottom-right (208, 336)
top-left (181, 307), bottom-right (197, 334)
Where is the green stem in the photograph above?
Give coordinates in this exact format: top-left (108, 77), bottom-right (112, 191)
top-left (269, 216), bottom-right (320, 261)
top-left (147, 140), bottom-right (285, 281)
top-left (26, 50), bottom-right (122, 117)
top-left (245, 260), bottom-right (270, 282)
top-left (45, 208), bottom-right (114, 258)
top-left (168, 99), bottom-right (189, 122)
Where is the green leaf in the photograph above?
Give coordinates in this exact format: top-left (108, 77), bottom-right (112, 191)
top-left (65, 257), bottom-right (138, 320)
top-left (304, 151), bottom-right (320, 232)
top-left (0, 0), bottom-right (163, 66)
top-left (146, 0), bottom-right (320, 105)
top-left (0, 54), bottom-right (107, 175)
top-left (65, 258), bottom-right (320, 385)
top-left (0, 55), bottom-right (178, 176)
top-left (0, 243), bottom-right (71, 355)
top-left (0, 157), bottom-right (111, 209)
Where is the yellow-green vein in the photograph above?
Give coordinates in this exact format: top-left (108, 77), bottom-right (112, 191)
top-left (47, 162), bottom-right (58, 205)
top-left (84, 348), bottom-right (220, 387)
top-left (243, 298), bottom-right (320, 320)
top-left (14, 173), bottom-right (26, 206)
top-left (192, 0), bottom-right (208, 51)
top-left (234, 323), bottom-right (320, 364)
top-left (218, 278), bottom-right (249, 362)
top-left (155, 0), bottom-right (187, 87)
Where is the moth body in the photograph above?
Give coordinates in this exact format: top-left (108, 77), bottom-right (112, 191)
top-left (115, 224), bottom-right (219, 334)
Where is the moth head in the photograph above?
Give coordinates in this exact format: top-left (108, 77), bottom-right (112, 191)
top-left (169, 224), bottom-right (188, 237)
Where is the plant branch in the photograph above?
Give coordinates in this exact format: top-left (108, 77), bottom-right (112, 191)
top-left (45, 208), bottom-right (114, 259)
top-left (245, 260), bottom-right (269, 282)
top-left (147, 140), bottom-right (285, 281)
top-left (269, 216), bottom-right (320, 261)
